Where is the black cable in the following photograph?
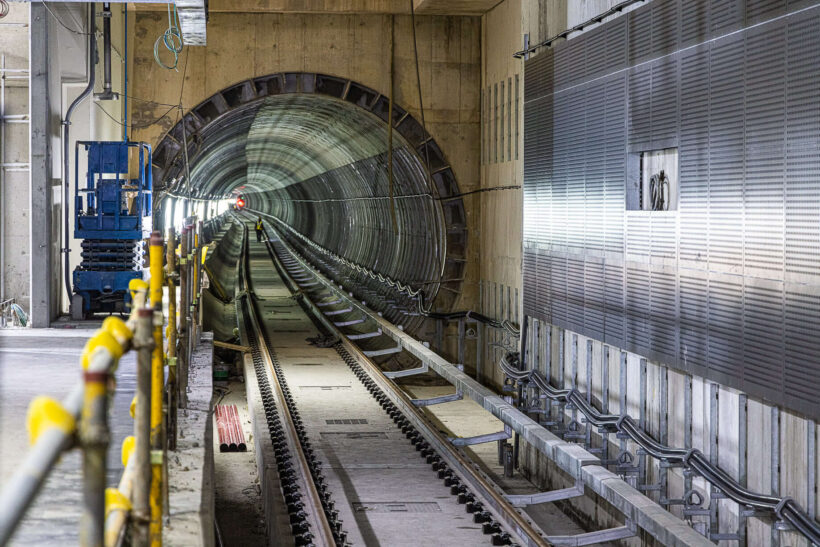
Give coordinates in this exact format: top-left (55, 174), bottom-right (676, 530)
top-left (439, 185), bottom-right (521, 201)
top-left (648, 170), bottom-right (669, 211)
top-left (94, 101), bottom-right (178, 129)
top-left (409, 0), bottom-right (446, 292)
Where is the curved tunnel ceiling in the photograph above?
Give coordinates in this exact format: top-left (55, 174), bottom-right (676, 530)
top-left (153, 73), bottom-right (469, 331)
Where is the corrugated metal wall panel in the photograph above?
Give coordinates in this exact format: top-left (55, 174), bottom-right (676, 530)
top-left (679, 271), bottom-right (708, 373)
top-left (784, 14), bottom-right (820, 276)
top-left (708, 34), bottom-right (744, 269)
top-left (784, 288), bottom-right (820, 409)
top-left (744, 23), bottom-right (786, 275)
top-left (604, 262), bottom-right (625, 346)
top-left (523, 0), bottom-right (820, 418)
top-left (679, 46), bottom-right (709, 265)
top-left (604, 75), bottom-right (626, 254)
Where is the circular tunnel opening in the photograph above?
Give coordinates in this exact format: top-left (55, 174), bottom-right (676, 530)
top-left (152, 73), bottom-right (469, 332)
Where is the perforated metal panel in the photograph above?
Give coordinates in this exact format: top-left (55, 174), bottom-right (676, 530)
top-left (523, 0), bottom-right (820, 418)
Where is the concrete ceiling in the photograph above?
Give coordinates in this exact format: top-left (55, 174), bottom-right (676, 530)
top-left (134, 0), bottom-right (497, 15)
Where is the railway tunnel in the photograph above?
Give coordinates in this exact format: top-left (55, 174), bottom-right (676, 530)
top-left (2, 1), bottom-right (820, 546)
top-left (152, 78), bottom-right (469, 334)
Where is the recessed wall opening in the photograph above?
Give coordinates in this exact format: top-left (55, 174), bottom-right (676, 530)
top-left (626, 147), bottom-right (678, 211)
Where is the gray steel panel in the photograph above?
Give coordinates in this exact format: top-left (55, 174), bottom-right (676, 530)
top-left (785, 13), bottom-right (820, 276)
top-left (603, 262), bottom-right (625, 346)
top-left (523, 0), bottom-right (820, 418)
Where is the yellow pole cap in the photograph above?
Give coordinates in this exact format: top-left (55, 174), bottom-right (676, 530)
top-left (121, 435), bottom-right (136, 467)
top-left (105, 487), bottom-right (132, 517)
top-left (103, 316), bottom-right (133, 345)
top-left (128, 278), bottom-right (149, 295)
top-left (81, 330), bottom-right (125, 370)
top-left (27, 396), bottom-right (75, 445)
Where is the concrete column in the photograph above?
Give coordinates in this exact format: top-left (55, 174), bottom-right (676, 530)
top-left (29, 2), bottom-right (52, 328)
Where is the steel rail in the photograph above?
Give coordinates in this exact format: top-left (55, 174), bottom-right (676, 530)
top-left (254, 218), bottom-right (549, 547)
top-left (235, 211), bottom-right (712, 547)
top-left (234, 220), bottom-right (338, 547)
top-left (497, 353), bottom-right (820, 545)
top-left (248, 208), bottom-right (520, 336)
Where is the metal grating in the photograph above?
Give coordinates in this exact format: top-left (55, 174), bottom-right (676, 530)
top-left (326, 419), bottom-right (368, 425)
top-left (320, 432), bottom-right (387, 439)
top-left (523, 0), bottom-right (820, 418)
top-left (352, 502), bottom-right (441, 514)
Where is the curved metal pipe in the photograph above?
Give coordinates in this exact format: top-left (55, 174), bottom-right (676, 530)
top-left (498, 351), bottom-right (820, 545)
top-left (62, 3), bottom-right (96, 301)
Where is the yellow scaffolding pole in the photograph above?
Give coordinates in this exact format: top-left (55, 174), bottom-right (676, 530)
top-left (148, 231), bottom-right (164, 546)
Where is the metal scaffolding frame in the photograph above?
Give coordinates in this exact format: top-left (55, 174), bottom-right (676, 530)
top-left (0, 54), bottom-right (30, 303)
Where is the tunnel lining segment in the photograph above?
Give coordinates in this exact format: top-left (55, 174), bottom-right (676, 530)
top-left (152, 72), bottom-right (468, 320)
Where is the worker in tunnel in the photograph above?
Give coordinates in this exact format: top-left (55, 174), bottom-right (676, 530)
top-left (255, 216), bottom-right (264, 243)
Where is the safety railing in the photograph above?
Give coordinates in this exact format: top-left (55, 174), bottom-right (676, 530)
top-left (498, 351), bottom-right (820, 545)
top-left (0, 219), bottom-right (208, 547)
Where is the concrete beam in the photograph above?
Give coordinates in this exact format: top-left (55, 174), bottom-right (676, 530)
top-left (413, 0), bottom-right (499, 15)
top-left (28, 3), bottom-right (52, 328)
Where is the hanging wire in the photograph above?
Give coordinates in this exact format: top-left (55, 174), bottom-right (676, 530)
top-left (154, 3), bottom-right (183, 70)
top-left (41, 1), bottom-right (91, 35)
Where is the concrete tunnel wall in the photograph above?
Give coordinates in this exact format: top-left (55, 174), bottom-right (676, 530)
top-left (129, 10), bottom-right (482, 339)
top-left (151, 79), bottom-right (469, 333)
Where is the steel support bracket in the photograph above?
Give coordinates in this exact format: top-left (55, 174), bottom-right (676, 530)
top-left (383, 362), bottom-right (429, 379)
top-left (334, 317), bottom-right (365, 327)
top-left (363, 344), bottom-right (402, 358)
top-left (346, 329), bottom-right (382, 340)
top-left (449, 424), bottom-right (512, 447)
top-left (546, 519), bottom-right (636, 546)
top-left (504, 479), bottom-right (584, 507)
top-left (411, 391), bottom-right (462, 407)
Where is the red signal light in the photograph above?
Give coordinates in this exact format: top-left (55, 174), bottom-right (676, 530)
top-left (236, 197), bottom-right (245, 209)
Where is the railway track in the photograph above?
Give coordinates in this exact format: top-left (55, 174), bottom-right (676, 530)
top-left (230, 215), bottom-right (551, 546)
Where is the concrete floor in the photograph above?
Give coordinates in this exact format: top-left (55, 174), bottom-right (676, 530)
top-left (0, 326), bottom-right (137, 546)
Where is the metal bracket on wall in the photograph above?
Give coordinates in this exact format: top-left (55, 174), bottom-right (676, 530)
top-left (546, 519), bottom-right (636, 546)
top-left (362, 344), bottom-right (402, 358)
top-left (334, 316), bottom-right (365, 327)
top-left (346, 329), bottom-right (382, 340)
top-left (449, 424), bottom-right (512, 447)
top-left (504, 479), bottom-right (584, 507)
top-left (383, 361), bottom-right (428, 379)
top-left (411, 390), bottom-right (462, 407)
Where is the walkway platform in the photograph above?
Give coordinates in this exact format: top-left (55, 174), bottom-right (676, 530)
top-left (0, 326), bottom-right (135, 545)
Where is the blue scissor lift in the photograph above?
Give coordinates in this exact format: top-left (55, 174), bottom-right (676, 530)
top-left (70, 141), bottom-right (153, 319)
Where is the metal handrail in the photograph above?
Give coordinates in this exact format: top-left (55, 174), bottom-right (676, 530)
top-left (0, 225), bottom-right (191, 547)
top-left (0, 287), bottom-right (151, 546)
top-left (498, 351), bottom-right (820, 545)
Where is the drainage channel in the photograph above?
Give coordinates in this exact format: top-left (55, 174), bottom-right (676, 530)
top-left (231, 214), bottom-right (549, 546)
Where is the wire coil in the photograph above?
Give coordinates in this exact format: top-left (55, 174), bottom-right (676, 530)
top-left (154, 4), bottom-right (183, 70)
